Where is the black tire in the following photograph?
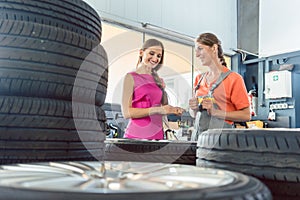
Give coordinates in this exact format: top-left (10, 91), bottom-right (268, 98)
top-left (0, 161), bottom-right (272, 200)
top-left (104, 139), bottom-right (197, 165)
top-left (0, 149), bottom-right (104, 164)
top-left (0, 128), bottom-right (105, 164)
top-left (0, 0), bottom-right (107, 165)
top-left (196, 128), bottom-right (300, 198)
top-left (0, 95), bottom-right (106, 164)
top-left (0, 96), bottom-right (107, 131)
top-left (0, 0), bottom-right (102, 42)
top-left (0, 128), bottom-right (103, 142)
top-left (0, 20), bottom-right (108, 105)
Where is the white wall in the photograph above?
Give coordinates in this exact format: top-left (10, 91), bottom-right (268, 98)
top-left (84, 0), bottom-right (237, 54)
top-left (84, 0), bottom-right (300, 58)
top-left (259, 0), bottom-right (300, 57)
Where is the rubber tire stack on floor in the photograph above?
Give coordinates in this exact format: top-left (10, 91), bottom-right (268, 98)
top-left (104, 139), bottom-right (197, 165)
top-left (197, 128), bottom-right (300, 200)
top-left (0, 0), bottom-right (108, 164)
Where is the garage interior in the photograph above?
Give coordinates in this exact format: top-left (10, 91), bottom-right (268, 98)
top-left (85, 0), bottom-right (300, 129)
top-left (0, 0), bottom-right (299, 199)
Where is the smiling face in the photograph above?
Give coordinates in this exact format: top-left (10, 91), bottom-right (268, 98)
top-left (195, 42), bottom-right (216, 66)
top-left (195, 32), bottom-right (227, 68)
top-left (139, 46), bottom-right (163, 69)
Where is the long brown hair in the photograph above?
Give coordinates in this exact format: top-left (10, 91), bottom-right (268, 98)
top-left (137, 39), bottom-right (168, 105)
top-left (196, 33), bottom-right (227, 67)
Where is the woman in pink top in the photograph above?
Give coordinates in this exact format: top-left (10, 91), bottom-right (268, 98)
top-left (122, 39), bottom-right (185, 140)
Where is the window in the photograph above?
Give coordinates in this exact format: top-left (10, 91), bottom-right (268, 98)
top-left (101, 23), bottom-right (143, 104)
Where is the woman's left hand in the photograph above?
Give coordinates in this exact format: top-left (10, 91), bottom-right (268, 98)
top-left (202, 98), bottom-right (215, 115)
top-left (202, 99), bottom-right (224, 119)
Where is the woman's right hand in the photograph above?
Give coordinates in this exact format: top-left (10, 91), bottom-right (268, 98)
top-left (189, 97), bottom-right (198, 111)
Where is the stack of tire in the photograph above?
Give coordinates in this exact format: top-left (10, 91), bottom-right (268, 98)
top-left (104, 139), bottom-right (197, 165)
top-left (197, 129), bottom-right (300, 200)
top-left (0, 0), bottom-right (108, 164)
top-left (101, 103), bottom-right (198, 165)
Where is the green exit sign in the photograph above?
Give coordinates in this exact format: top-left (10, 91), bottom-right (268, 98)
top-left (273, 75), bottom-right (279, 81)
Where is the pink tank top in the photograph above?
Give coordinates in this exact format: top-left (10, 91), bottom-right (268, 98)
top-left (124, 72), bottom-right (163, 140)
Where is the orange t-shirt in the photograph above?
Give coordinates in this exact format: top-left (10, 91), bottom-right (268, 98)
top-left (194, 67), bottom-right (250, 124)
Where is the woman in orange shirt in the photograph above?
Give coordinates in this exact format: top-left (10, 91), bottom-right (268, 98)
top-left (189, 32), bottom-right (250, 141)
